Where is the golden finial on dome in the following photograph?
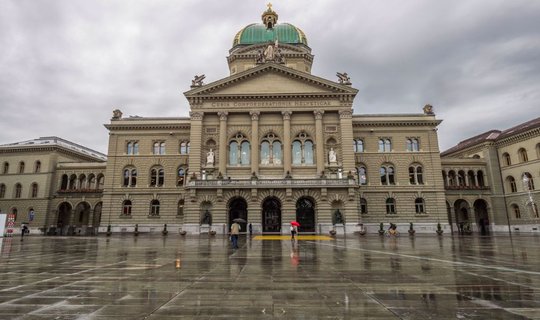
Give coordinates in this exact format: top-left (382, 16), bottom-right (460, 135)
top-left (262, 3), bottom-right (278, 28)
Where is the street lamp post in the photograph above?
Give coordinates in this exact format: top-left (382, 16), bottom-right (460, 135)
top-left (522, 175), bottom-right (538, 231)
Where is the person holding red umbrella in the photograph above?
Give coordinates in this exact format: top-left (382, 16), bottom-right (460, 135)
top-left (290, 221), bottom-right (300, 240)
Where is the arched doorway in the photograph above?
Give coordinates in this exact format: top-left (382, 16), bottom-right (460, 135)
top-left (262, 197), bottom-right (281, 233)
top-left (229, 197), bottom-right (248, 232)
top-left (296, 197), bottom-right (316, 233)
top-left (454, 199), bottom-right (470, 234)
top-left (474, 199), bottom-right (490, 235)
top-left (57, 202), bottom-right (72, 235)
top-left (93, 202), bottom-right (102, 226)
top-left (74, 202), bottom-right (91, 226)
top-left (446, 201), bottom-right (454, 233)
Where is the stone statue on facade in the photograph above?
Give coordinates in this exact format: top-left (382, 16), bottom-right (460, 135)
top-left (264, 39), bottom-right (278, 61)
top-left (333, 209), bottom-right (344, 225)
top-left (256, 49), bottom-right (265, 64)
top-left (206, 149), bottom-right (214, 165)
top-left (336, 72), bottom-right (351, 85)
top-left (201, 210), bottom-right (212, 225)
top-left (423, 104), bottom-right (434, 115)
top-left (191, 74), bottom-right (205, 87)
top-left (329, 148), bottom-right (337, 164)
top-left (112, 109), bottom-right (123, 120)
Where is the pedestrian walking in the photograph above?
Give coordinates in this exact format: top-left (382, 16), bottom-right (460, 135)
top-left (248, 223), bottom-right (253, 236)
top-left (230, 221), bottom-right (241, 249)
top-left (20, 224), bottom-right (29, 241)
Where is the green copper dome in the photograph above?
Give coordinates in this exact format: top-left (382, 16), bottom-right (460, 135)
top-left (233, 23), bottom-right (308, 47)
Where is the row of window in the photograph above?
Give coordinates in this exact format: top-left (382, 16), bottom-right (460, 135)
top-left (505, 173), bottom-right (535, 193)
top-left (123, 167), bottom-right (188, 187)
top-left (353, 138), bottom-right (420, 153)
top-left (502, 144), bottom-right (540, 166)
top-left (120, 198), bottom-right (426, 217)
top-left (442, 170), bottom-right (486, 188)
top-left (59, 174), bottom-right (105, 190)
top-left (356, 163), bottom-right (424, 186)
top-left (511, 203), bottom-right (539, 219)
top-left (0, 183), bottom-right (39, 199)
top-left (126, 141), bottom-right (191, 155)
top-left (2, 161), bottom-right (41, 175)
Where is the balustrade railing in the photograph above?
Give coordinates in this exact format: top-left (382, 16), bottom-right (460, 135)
top-left (189, 178), bottom-right (355, 188)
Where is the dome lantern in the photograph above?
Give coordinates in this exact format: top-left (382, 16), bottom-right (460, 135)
top-left (262, 3), bottom-right (278, 29)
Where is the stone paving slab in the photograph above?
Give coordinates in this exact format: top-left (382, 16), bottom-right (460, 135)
top-left (0, 234), bottom-right (539, 319)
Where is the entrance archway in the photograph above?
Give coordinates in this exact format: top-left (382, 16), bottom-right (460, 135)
top-left (262, 197), bottom-right (281, 233)
top-left (57, 202), bottom-right (72, 235)
top-left (296, 197), bottom-right (316, 233)
top-left (454, 199), bottom-right (470, 233)
top-left (75, 202), bottom-right (91, 226)
top-left (474, 199), bottom-right (490, 235)
top-left (228, 197), bottom-right (248, 232)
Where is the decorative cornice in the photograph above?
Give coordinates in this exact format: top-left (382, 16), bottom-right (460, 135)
top-left (339, 109), bottom-right (353, 119)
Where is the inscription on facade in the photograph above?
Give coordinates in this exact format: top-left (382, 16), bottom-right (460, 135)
top-left (209, 100), bottom-right (334, 108)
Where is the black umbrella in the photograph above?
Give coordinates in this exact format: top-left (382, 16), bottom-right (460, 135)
top-left (233, 218), bottom-right (246, 223)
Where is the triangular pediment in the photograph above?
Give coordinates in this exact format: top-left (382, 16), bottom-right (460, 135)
top-left (184, 63), bottom-right (358, 98)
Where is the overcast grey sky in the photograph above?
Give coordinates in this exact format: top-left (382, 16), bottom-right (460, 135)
top-left (1, 0), bottom-right (539, 154)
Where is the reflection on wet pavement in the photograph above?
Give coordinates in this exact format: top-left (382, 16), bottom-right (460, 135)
top-left (0, 235), bottom-right (539, 319)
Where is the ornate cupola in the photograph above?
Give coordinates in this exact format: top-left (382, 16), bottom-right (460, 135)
top-left (228, 4), bottom-right (314, 75)
top-left (262, 3), bottom-right (278, 28)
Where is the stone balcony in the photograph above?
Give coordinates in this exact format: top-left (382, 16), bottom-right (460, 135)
top-left (444, 185), bottom-right (490, 191)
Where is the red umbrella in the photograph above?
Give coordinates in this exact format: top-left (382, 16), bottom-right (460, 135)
top-left (290, 221), bottom-right (300, 227)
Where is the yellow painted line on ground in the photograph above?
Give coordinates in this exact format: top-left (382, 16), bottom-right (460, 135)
top-left (253, 235), bottom-right (334, 241)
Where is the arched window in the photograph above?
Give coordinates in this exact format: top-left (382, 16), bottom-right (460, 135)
top-left (448, 170), bottom-right (457, 186)
top-left (123, 168), bottom-right (137, 187)
top-left (96, 174), bottom-right (105, 190)
top-left (122, 200), bottom-right (132, 216)
top-left (19, 161), bottom-right (25, 174)
top-left (386, 198), bottom-right (396, 214)
top-left (409, 164), bottom-right (424, 185)
top-left (87, 174), bottom-right (96, 189)
top-left (511, 204), bottom-right (521, 219)
top-left (415, 198), bottom-right (425, 214)
top-left (31, 183), bottom-right (38, 198)
top-left (177, 167), bottom-right (186, 186)
top-left (522, 172), bottom-right (535, 191)
top-left (150, 167), bottom-right (164, 187)
top-left (60, 174), bottom-right (68, 190)
top-left (378, 139), bottom-right (392, 152)
top-left (78, 174), bottom-right (87, 189)
top-left (2, 162), bottom-right (8, 174)
top-left (502, 152), bottom-right (511, 166)
top-left (127, 142), bottom-right (133, 155)
top-left (357, 166), bottom-right (367, 185)
top-left (153, 141), bottom-right (165, 155)
top-left (360, 198), bottom-right (368, 214)
top-left (518, 148), bottom-right (528, 162)
top-left (260, 133), bottom-right (282, 165)
top-left (69, 174), bottom-right (77, 190)
top-left (180, 141), bottom-right (190, 154)
top-left (229, 133), bottom-right (250, 165)
top-left (458, 170), bottom-right (466, 186)
top-left (406, 138), bottom-right (419, 152)
top-left (354, 139), bottom-right (364, 153)
top-left (292, 132), bottom-right (314, 165)
top-left (150, 200), bottom-right (160, 216)
top-left (34, 161), bottom-right (41, 173)
top-left (177, 199), bottom-right (185, 217)
top-left (380, 164), bottom-right (395, 185)
top-left (506, 176), bottom-right (517, 193)
top-left (477, 170), bottom-right (485, 187)
top-left (14, 183), bottom-right (22, 198)
top-left (0, 184), bottom-right (5, 198)
top-left (442, 171), bottom-right (448, 187)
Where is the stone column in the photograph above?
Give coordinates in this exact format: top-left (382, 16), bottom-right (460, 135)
top-left (282, 111), bottom-right (292, 175)
top-left (250, 111), bottom-right (260, 174)
top-left (218, 112), bottom-right (228, 176)
top-left (188, 111), bottom-right (204, 180)
top-left (339, 109), bottom-right (355, 174)
top-left (314, 110), bottom-right (325, 175)
top-left (474, 172), bottom-right (479, 187)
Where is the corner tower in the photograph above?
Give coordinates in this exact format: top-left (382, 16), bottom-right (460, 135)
top-left (228, 4), bottom-right (313, 75)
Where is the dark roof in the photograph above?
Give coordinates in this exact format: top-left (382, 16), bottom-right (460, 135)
top-left (442, 117), bottom-right (540, 156)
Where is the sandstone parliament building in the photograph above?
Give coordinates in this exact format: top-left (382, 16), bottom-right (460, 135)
top-left (1, 6), bottom-right (539, 236)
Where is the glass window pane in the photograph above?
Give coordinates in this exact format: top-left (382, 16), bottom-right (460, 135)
top-left (229, 142), bottom-right (238, 165)
top-left (241, 141), bottom-right (250, 164)
top-left (304, 140), bottom-right (313, 164)
top-left (273, 141), bottom-right (282, 164)
top-left (292, 141), bottom-right (301, 164)
top-left (261, 141), bottom-right (270, 165)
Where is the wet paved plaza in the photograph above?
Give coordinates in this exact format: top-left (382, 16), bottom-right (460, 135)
top-left (1, 234), bottom-right (540, 319)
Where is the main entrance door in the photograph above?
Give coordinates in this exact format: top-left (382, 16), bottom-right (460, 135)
top-left (228, 197), bottom-right (248, 232)
top-left (262, 197), bottom-right (281, 233)
top-left (296, 197), bottom-right (315, 233)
